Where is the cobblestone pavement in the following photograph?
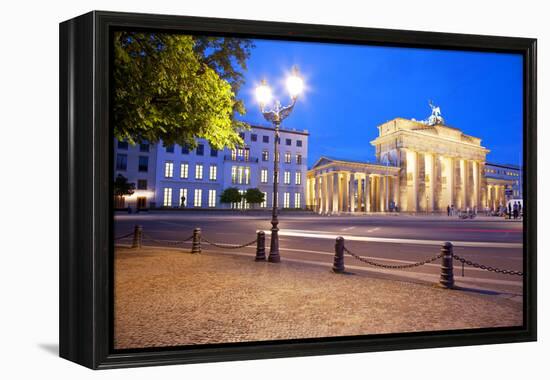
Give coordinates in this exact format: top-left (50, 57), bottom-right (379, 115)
top-left (114, 247), bottom-right (523, 349)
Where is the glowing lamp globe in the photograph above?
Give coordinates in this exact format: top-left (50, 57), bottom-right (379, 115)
top-left (286, 70), bottom-right (304, 99)
top-left (255, 81), bottom-right (272, 105)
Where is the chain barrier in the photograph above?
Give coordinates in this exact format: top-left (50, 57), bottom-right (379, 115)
top-left (202, 236), bottom-right (258, 250)
top-left (117, 226), bottom-right (257, 251)
top-left (114, 232), bottom-right (135, 241)
top-left (452, 254), bottom-right (523, 276)
top-left (343, 246), bottom-right (443, 269)
top-left (140, 232), bottom-right (194, 246)
top-left (341, 244), bottom-right (522, 276)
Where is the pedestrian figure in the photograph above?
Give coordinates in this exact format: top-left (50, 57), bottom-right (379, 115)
top-left (180, 195), bottom-right (186, 208)
top-left (447, 205), bottom-right (451, 216)
top-left (518, 202), bottom-right (522, 217)
top-left (513, 202), bottom-right (519, 219)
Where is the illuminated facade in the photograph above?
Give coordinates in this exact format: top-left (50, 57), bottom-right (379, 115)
top-left (307, 117), bottom-right (515, 213)
top-left (114, 125), bottom-right (308, 209)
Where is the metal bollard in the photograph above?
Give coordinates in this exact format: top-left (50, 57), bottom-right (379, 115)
top-left (191, 228), bottom-right (201, 254)
top-left (255, 231), bottom-right (266, 261)
top-left (439, 242), bottom-right (455, 289)
top-left (131, 225), bottom-right (143, 249)
top-left (332, 236), bottom-right (345, 273)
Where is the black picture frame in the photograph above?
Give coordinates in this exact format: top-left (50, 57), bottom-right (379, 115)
top-left (59, 10), bottom-right (537, 369)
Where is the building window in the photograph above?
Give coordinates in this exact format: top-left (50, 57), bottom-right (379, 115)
top-left (195, 164), bottom-right (204, 180)
top-left (243, 167), bottom-right (250, 184)
top-left (296, 154), bottom-right (302, 165)
top-left (297, 140), bottom-right (302, 147)
top-left (261, 192), bottom-right (267, 208)
top-left (239, 132), bottom-right (245, 140)
top-left (180, 163), bottom-right (189, 179)
top-left (116, 154), bottom-right (127, 171)
top-left (210, 147), bottom-right (218, 157)
top-left (208, 190), bottom-right (216, 208)
top-left (196, 144), bottom-right (204, 156)
top-left (284, 152), bottom-right (291, 163)
top-left (251, 133), bottom-right (257, 142)
top-left (194, 189), bottom-right (202, 207)
top-left (285, 138), bottom-right (292, 146)
top-left (294, 193), bottom-right (301, 208)
top-left (137, 179), bottom-right (147, 190)
top-left (181, 145), bottom-right (190, 154)
top-left (233, 147), bottom-right (250, 161)
top-left (231, 166), bottom-right (250, 184)
top-left (262, 150), bottom-right (269, 161)
top-left (284, 170), bottom-right (291, 185)
top-left (138, 156), bottom-right (148, 172)
top-left (165, 144), bottom-right (174, 153)
top-left (231, 166), bottom-right (237, 184)
top-left (138, 142), bottom-right (148, 152)
top-left (261, 169), bottom-right (268, 184)
top-left (263, 135), bottom-right (269, 143)
top-left (164, 161), bottom-right (174, 178)
top-left (163, 188), bottom-right (172, 207)
top-left (237, 189), bottom-right (250, 209)
top-left (283, 192), bottom-right (290, 208)
top-left (209, 165), bottom-right (217, 181)
top-left (179, 188), bottom-right (187, 207)
top-left (295, 172), bottom-right (302, 185)
top-left (117, 140), bottom-right (128, 150)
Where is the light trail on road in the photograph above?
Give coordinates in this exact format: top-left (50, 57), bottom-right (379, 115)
top-left (264, 229), bottom-right (522, 248)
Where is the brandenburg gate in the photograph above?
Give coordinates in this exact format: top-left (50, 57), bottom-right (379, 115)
top-left (307, 105), bottom-right (511, 213)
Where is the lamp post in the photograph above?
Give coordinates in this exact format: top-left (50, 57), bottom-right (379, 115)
top-left (255, 66), bottom-right (304, 263)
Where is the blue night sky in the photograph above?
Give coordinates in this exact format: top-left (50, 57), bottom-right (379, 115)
top-left (237, 39), bottom-right (523, 168)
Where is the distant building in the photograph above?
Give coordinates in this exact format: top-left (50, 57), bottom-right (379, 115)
top-left (113, 125), bottom-right (309, 210)
top-left (114, 139), bottom-right (157, 209)
top-left (485, 162), bottom-right (522, 200)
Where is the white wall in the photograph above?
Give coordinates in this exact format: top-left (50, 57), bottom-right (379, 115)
top-left (1, 0), bottom-right (547, 379)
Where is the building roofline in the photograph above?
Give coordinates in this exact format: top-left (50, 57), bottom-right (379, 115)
top-left (486, 162), bottom-right (522, 170)
top-left (309, 156), bottom-right (400, 171)
top-left (239, 122), bottom-right (309, 136)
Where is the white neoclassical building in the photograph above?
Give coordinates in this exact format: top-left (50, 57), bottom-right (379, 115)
top-left (306, 158), bottom-right (401, 213)
top-left (307, 112), bottom-right (514, 214)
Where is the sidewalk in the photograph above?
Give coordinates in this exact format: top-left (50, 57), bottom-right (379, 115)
top-left (114, 247), bottom-right (523, 349)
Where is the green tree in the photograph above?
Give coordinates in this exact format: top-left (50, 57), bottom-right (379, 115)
top-left (113, 174), bottom-right (135, 207)
top-left (220, 187), bottom-right (242, 206)
top-left (113, 32), bottom-right (254, 149)
top-left (244, 188), bottom-right (265, 208)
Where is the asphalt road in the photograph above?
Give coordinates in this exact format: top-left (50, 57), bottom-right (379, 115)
top-left (114, 211), bottom-right (524, 296)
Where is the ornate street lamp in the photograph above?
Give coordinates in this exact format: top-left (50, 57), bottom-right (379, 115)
top-left (255, 66), bottom-right (304, 263)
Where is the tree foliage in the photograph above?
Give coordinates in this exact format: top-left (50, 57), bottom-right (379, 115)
top-left (220, 187), bottom-right (242, 204)
top-left (113, 174), bottom-right (135, 197)
top-left (244, 188), bottom-right (265, 207)
top-left (113, 32), bottom-right (254, 149)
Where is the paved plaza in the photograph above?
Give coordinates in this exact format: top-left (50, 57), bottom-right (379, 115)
top-left (114, 246), bottom-right (522, 349)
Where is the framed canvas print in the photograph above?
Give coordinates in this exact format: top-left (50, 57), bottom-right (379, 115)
top-left (59, 11), bottom-right (537, 369)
